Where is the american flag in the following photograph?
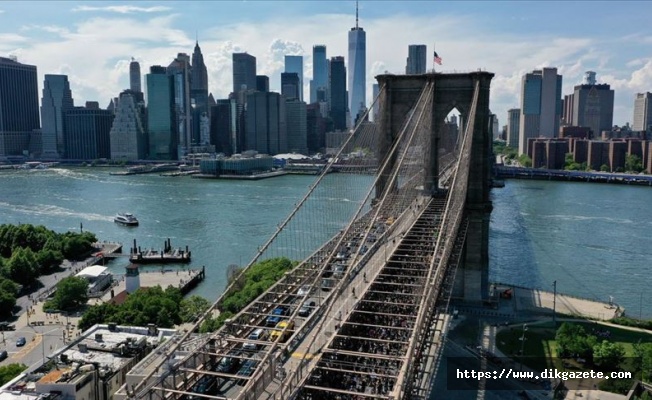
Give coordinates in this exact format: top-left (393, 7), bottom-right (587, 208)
top-left (434, 51), bottom-right (442, 65)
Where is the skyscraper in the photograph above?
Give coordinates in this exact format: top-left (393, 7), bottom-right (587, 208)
top-left (405, 44), bottom-right (427, 74)
top-left (507, 108), bottom-right (520, 149)
top-left (191, 41), bottom-right (210, 146)
top-left (633, 92), bottom-right (652, 133)
top-left (310, 45), bottom-right (328, 104)
top-left (63, 105), bottom-right (113, 160)
top-left (348, 2), bottom-right (366, 126)
top-left (232, 53), bottom-right (257, 94)
top-left (281, 72), bottom-right (300, 100)
top-left (0, 56), bottom-right (40, 157)
top-left (211, 99), bottom-right (237, 155)
top-left (285, 55), bottom-right (303, 101)
top-left (129, 58), bottom-right (141, 93)
top-left (286, 99), bottom-right (308, 154)
top-left (329, 56), bottom-right (347, 131)
top-left (109, 90), bottom-right (147, 160)
top-left (245, 91), bottom-right (287, 154)
top-left (518, 67), bottom-right (562, 155)
top-left (147, 66), bottom-right (175, 160)
top-left (256, 75), bottom-right (270, 92)
top-left (168, 53), bottom-right (192, 157)
top-left (565, 73), bottom-right (614, 139)
top-left (41, 74), bottom-right (74, 158)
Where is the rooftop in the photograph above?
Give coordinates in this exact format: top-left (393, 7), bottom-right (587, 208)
top-left (75, 265), bottom-right (109, 278)
top-left (0, 324), bottom-right (176, 400)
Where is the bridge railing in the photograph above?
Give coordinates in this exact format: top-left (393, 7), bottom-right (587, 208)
top-left (394, 79), bottom-right (480, 398)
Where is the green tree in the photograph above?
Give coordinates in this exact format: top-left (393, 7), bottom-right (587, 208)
top-left (518, 154), bottom-right (532, 168)
top-left (180, 295), bottom-right (211, 323)
top-left (633, 342), bottom-right (652, 383)
top-left (35, 249), bottom-right (64, 273)
top-left (0, 363), bottom-right (27, 386)
top-left (555, 323), bottom-right (597, 360)
top-left (199, 311), bottom-right (233, 333)
top-left (600, 164), bottom-right (610, 172)
top-left (79, 285), bottom-right (184, 331)
top-left (6, 247), bottom-right (39, 285)
top-left (564, 153), bottom-right (574, 169)
top-left (78, 303), bottom-right (117, 331)
top-left (0, 278), bottom-right (19, 296)
top-left (625, 154), bottom-right (644, 173)
top-left (0, 291), bottom-right (16, 318)
top-left (47, 276), bottom-right (89, 311)
top-left (0, 278), bottom-right (19, 317)
top-left (593, 340), bottom-right (626, 370)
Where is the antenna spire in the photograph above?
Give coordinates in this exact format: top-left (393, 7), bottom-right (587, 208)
top-left (355, 0), bottom-right (359, 29)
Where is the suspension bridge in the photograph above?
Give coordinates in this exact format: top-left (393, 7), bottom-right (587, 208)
top-left (123, 71), bottom-right (494, 400)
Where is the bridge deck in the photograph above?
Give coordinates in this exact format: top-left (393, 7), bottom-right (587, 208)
top-left (294, 198), bottom-right (446, 399)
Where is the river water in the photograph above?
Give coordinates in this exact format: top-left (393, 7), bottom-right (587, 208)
top-left (1, 167), bottom-right (651, 318)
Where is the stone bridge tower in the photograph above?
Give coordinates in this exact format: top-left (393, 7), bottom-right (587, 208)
top-left (375, 71), bottom-right (494, 301)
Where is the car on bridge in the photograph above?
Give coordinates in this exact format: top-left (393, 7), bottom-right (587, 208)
top-left (297, 285), bottom-right (312, 296)
top-left (333, 264), bottom-right (346, 279)
top-left (236, 359), bottom-right (258, 380)
top-left (270, 320), bottom-right (295, 343)
top-left (214, 351), bottom-right (242, 374)
top-left (298, 299), bottom-right (317, 317)
top-left (321, 278), bottom-right (336, 291)
top-left (266, 306), bottom-right (288, 326)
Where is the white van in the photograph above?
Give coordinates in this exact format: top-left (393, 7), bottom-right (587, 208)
top-left (248, 328), bottom-right (267, 341)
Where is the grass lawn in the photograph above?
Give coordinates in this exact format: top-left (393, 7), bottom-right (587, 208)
top-left (495, 321), bottom-right (652, 373)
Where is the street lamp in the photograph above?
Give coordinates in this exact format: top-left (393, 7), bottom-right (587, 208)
top-left (519, 324), bottom-right (528, 371)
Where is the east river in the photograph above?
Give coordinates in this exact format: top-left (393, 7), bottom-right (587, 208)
top-left (1, 167), bottom-right (651, 318)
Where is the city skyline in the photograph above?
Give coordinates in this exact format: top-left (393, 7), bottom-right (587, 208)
top-left (0, 1), bottom-right (651, 125)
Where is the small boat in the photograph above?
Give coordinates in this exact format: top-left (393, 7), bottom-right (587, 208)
top-left (114, 213), bottom-right (139, 226)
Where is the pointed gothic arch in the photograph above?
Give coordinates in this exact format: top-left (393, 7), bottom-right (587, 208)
top-left (376, 71), bottom-right (494, 301)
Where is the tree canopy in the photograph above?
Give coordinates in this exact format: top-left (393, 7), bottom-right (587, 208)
top-left (555, 323), bottom-right (597, 360)
top-left (593, 340), bottom-right (626, 370)
top-left (44, 276), bottom-right (89, 312)
top-left (78, 285), bottom-right (208, 331)
top-left (200, 257), bottom-right (296, 332)
top-left (0, 224), bottom-right (97, 318)
top-left (0, 364), bottom-right (27, 386)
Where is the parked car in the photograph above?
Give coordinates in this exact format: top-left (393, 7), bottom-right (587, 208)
top-left (0, 350), bottom-right (7, 361)
top-left (0, 322), bottom-right (15, 331)
top-left (16, 337), bottom-right (26, 347)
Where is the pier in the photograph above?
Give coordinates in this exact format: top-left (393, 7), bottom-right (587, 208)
top-left (128, 238), bottom-right (191, 264)
top-left (93, 266), bottom-right (206, 305)
top-left (497, 165), bottom-right (652, 186)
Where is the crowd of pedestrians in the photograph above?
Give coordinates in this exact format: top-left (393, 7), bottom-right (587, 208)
top-left (298, 202), bottom-right (443, 398)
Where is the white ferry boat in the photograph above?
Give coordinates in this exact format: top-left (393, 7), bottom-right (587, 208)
top-left (114, 213), bottom-right (139, 226)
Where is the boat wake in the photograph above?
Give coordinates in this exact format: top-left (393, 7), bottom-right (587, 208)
top-left (0, 201), bottom-right (113, 222)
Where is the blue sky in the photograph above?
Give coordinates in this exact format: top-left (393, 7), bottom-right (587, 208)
top-left (1, 1), bottom-right (651, 126)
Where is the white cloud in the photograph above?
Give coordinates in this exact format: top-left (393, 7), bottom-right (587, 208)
top-left (71, 5), bottom-right (171, 14)
top-left (0, 33), bottom-right (27, 43)
top-left (5, 8), bottom-right (647, 126)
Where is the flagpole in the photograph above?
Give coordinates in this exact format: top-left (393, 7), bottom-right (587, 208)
top-left (433, 43), bottom-right (436, 73)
